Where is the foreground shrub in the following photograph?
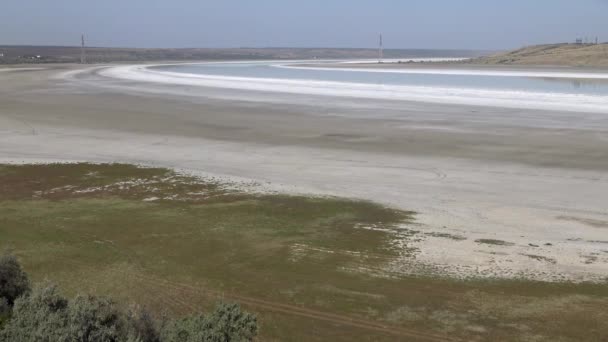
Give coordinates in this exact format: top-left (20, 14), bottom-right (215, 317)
top-left (127, 307), bottom-right (161, 342)
top-left (202, 303), bottom-right (258, 342)
top-left (160, 303), bottom-right (257, 342)
top-left (0, 253), bottom-right (258, 342)
top-left (0, 253), bottom-right (31, 305)
top-left (68, 295), bottom-right (128, 342)
top-left (0, 298), bottom-right (9, 330)
top-left (0, 284), bottom-right (70, 342)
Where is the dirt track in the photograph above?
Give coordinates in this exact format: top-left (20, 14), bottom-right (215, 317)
top-left (144, 274), bottom-right (455, 341)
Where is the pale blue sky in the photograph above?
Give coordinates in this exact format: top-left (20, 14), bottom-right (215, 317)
top-left (1, 0), bottom-right (607, 49)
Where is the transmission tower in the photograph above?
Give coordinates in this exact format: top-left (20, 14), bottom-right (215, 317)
top-left (378, 34), bottom-right (383, 63)
top-left (80, 34), bottom-right (86, 64)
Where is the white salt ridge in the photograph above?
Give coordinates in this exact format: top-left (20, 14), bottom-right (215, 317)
top-left (0, 67), bottom-right (45, 72)
top-left (336, 58), bottom-right (468, 64)
top-left (100, 64), bottom-right (608, 114)
top-left (279, 63), bottom-right (608, 79)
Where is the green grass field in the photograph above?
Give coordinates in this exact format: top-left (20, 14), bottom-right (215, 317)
top-left (1, 163), bottom-right (606, 341)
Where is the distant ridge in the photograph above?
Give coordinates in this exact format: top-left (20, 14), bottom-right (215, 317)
top-left (470, 43), bottom-right (608, 67)
top-left (0, 45), bottom-right (486, 64)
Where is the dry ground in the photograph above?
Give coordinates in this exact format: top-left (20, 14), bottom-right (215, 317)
top-left (470, 43), bottom-right (608, 67)
top-left (1, 163), bottom-right (607, 341)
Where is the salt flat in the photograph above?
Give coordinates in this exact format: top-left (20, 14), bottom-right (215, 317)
top-left (1, 63), bottom-right (607, 282)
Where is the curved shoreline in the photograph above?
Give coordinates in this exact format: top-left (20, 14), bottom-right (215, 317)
top-left (4, 63), bottom-right (607, 283)
top-left (94, 62), bottom-right (608, 114)
top-left (279, 62), bottom-right (608, 79)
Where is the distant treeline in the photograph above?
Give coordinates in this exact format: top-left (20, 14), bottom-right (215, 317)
top-left (0, 45), bottom-right (487, 64)
top-left (0, 252), bottom-right (258, 342)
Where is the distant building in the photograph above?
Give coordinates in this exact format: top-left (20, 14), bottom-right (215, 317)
top-left (575, 37), bottom-right (600, 45)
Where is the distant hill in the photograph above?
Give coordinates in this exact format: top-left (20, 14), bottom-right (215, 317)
top-left (470, 43), bottom-right (608, 67)
top-left (0, 45), bottom-right (485, 64)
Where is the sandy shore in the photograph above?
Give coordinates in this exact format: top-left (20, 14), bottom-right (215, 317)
top-left (1, 64), bottom-right (607, 282)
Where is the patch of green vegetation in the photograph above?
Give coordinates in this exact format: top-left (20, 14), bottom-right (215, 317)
top-left (475, 239), bottom-right (515, 246)
top-left (0, 163), bottom-right (607, 342)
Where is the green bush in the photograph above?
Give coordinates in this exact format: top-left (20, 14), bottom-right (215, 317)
top-left (160, 304), bottom-right (257, 342)
top-left (0, 284), bottom-right (70, 342)
top-left (0, 253), bottom-right (258, 342)
top-left (160, 314), bottom-right (207, 342)
top-left (201, 303), bottom-right (258, 342)
top-left (127, 307), bottom-right (160, 342)
top-left (0, 298), bottom-right (10, 330)
top-left (0, 253), bottom-right (31, 305)
top-left (67, 295), bottom-right (127, 342)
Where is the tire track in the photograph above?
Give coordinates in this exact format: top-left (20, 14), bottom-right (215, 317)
top-left (128, 272), bottom-right (457, 341)
top-left (48, 257), bottom-right (459, 341)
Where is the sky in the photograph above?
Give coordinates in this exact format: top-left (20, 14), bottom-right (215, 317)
top-left (1, 0), bottom-right (607, 50)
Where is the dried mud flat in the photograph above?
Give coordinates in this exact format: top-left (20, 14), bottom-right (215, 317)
top-left (1, 64), bottom-right (608, 283)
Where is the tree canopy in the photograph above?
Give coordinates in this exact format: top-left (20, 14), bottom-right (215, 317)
top-left (0, 253), bottom-right (258, 342)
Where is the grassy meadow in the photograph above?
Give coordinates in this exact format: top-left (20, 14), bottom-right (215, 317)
top-left (0, 163), bottom-right (606, 341)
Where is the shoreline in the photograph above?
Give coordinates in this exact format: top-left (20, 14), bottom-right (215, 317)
top-left (284, 62), bottom-right (608, 80)
top-left (289, 61), bottom-right (608, 75)
top-left (1, 63), bottom-right (607, 282)
top-left (2, 135), bottom-right (607, 283)
top-left (91, 63), bottom-right (608, 114)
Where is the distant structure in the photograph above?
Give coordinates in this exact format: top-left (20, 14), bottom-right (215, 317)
top-left (378, 34), bottom-right (383, 63)
top-left (80, 34), bottom-right (87, 64)
top-left (575, 37), bottom-right (600, 45)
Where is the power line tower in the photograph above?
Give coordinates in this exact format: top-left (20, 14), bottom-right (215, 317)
top-left (378, 34), bottom-right (383, 63)
top-left (80, 34), bottom-right (86, 64)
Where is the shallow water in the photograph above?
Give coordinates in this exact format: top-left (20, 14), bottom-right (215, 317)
top-left (156, 62), bottom-right (608, 96)
top-left (99, 61), bottom-right (608, 113)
